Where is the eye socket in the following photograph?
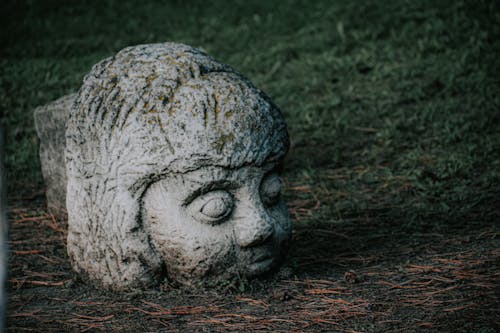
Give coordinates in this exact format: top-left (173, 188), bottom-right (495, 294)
top-left (261, 174), bottom-right (282, 206)
top-left (188, 190), bottom-right (234, 225)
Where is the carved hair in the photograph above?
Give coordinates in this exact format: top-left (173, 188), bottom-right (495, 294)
top-left (65, 43), bottom-right (289, 289)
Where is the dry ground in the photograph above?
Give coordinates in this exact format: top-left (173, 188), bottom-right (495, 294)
top-left (6, 188), bottom-right (499, 332)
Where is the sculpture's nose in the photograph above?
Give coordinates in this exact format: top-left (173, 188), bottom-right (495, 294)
top-left (234, 203), bottom-right (274, 248)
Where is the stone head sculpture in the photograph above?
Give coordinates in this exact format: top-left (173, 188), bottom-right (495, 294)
top-left (65, 43), bottom-right (291, 290)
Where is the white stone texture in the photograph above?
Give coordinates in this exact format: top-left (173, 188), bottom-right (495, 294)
top-left (34, 94), bottom-right (76, 216)
top-left (66, 43), bottom-right (290, 290)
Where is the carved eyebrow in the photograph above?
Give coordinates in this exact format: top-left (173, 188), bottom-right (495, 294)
top-left (182, 180), bottom-right (237, 206)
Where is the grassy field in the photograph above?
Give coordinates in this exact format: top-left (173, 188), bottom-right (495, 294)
top-left (1, 0), bottom-right (499, 332)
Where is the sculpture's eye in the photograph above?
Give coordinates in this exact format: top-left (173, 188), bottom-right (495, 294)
top-left (189, 190), bottom-right (234, 224)
top-left (261, 174), bottom-right (282, 206)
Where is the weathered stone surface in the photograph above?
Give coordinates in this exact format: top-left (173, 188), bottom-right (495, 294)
top-left (34, 94), bottom-right (76, 216)
top-left (66, 43), bottom-right (291, 290)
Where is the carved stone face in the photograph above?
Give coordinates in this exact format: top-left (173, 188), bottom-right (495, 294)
top-left (142, 163), bottom-right (291, 286)
top-left (66, 43), bottom-right (290, 290)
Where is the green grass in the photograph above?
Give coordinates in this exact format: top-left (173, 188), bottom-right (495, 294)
top-left (1, 0), bottom-right (499, 230)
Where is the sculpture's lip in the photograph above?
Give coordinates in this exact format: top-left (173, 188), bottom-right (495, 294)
top-left (247, 256), bottom-right (274, 275)
top-left (254, 252), bottom-right (272, 262)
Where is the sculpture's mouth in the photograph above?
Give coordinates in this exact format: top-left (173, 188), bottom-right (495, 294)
top-left (245, 250), bottom-right (275, 276)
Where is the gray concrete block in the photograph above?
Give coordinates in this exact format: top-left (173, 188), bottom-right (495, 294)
top-left (34, 93), bottom-right (76, 217)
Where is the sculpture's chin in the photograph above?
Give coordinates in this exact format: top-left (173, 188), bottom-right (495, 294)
top-left (238, 242), bottom-right (284, 277)
top-left (245, 256), bottom-right (275, 276)
top-left (165, 251), bottom-right (285, 288)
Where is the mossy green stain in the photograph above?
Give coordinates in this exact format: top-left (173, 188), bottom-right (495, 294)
top-left (213, 132), bottom-right (235, 153)
top-left (146, 74), bottom-right (157, 87)
top-left (213, 92), bottom-right (220, 122)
